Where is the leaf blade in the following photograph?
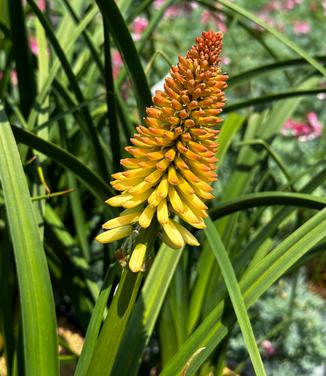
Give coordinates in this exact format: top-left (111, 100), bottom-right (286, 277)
top-left (205, 217), bottom-right (266, 376)
top-left (0, 105), bottom-right (58, 375)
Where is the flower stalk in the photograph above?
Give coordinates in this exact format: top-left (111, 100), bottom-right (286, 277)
top-left (97, 31), bottom-right (228, 261)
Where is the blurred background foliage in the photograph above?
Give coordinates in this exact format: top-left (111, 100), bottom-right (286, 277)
top-left (0, 0), bottom-right (325, 375)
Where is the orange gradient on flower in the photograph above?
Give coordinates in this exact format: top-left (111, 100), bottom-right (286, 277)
top-left (97, 31), bottom-right (227, 250)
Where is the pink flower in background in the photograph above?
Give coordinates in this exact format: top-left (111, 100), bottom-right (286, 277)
top-left (201, 9), bottom-right (211, 24)
top-left (0, 70), bottom-right (18, 86)
top-left (306, 112), bottom-right (322, 137)
top-left (282, 112), bottom-right (322, 141)
top-left (38, 0), bottom-right (46, 11)
top-left (11, 70), bottom-right (18, 86)
top-left (154, 1), bottom-right (197, 18)
top-left (282, 0), bottom-right (302, 10)
top-left (282, 119), bottom-right (311, 137)
top-left (153, 0), bottom-right (164, 8)
top-left (317, 93), bottom-right (326, 100)
top-left (293, 21), bottom-right (310, 34)
top-left (221, 56), bottom-right (231, 65)
top-left (259, 0), bottom-right (302, 12)
top-left (323, 0), bottom-right (326, 15)
top-left (29, 37), bottom-right (39, 55)
top-left (256, 11), bottom-right (276, 28)
top-left (201, 10), bottom-right (227, 32)
top-left (263, 0), bottom-right (281, 11)
top-left (112, 51), bottom-right (123, 79)
top-left (261, 340), bottom-right (275, 357)
top-left (132, 16), bottom-right (148, 41)
top-left (165, 5), bottom-right (181, 17)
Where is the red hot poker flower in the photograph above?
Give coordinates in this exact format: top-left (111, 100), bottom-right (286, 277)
top-left (97, 31), bottom-right (228, 260)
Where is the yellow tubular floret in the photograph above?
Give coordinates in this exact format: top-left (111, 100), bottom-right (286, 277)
top-left (128, 180), bottom-right (154, 195)
top-left (123, 191), bottom-right (152, 208)
top-left (177, 189), bottom-right (208, 211)
top-left (106, 194), bottom-right (133, 207)
top-left (138, 205), bottom-right (156, 228)
top-left (156, 175), bottom-right (169, 198)
top-left (177, 175), bottom-right (195, 195)
top-left (129, 243), bottom-right (147, 273)
top-left (178, 203), bottom-right (205, 226)
top-left (173, 221), bottom-right (200, 246)
top-left (123, 166), bottom-right (155, 178)
top-left (145, 169), bottom-right (164, 184)
top-left (111, 177), bottom-right (144, 187)
top-left (167, 165), bottom-right (179, 185)
top-left (162, 220), bottom-right (185, 249)
top-left (148, 189), bottom-right (162, 208)
top-left (168, 186), bottom-right (184, 214)
top-left (157, 199), bottom-right (169, 224)
top-left (102, 211), bottom-right (140, 229)
top-left (96, 225), bottom-right (133, 244)
top-left (160, 232), bottom-right (182, 249)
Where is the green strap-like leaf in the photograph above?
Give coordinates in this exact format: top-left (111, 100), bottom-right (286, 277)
top-left (11, 125), bottom-right (114, 204)
top-left (224, 88), bottom-right (326, 113)
top-left (205, 218), bottom-right (266, 376)
top-left (0, 105), bottom-right (58, 375)
top-left (216, 113), bottom-right (245, 168)
top-left (75, 265), bottom-right (117, 376)
top-left (229, 56), bottom-right (326, 87)
top-left (209, 192), bottom-right (326, 219)
top-left (8, 0), bottom-right (36, 116)
top-left (95, 0), bottom-right (152, 119)
top-left (86, 269), bottom-right (143, 376)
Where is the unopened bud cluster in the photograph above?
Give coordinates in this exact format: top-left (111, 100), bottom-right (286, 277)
top-left (96, 31), bottom-right (227, 254)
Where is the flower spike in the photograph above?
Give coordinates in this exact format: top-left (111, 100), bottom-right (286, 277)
top-left (96, 31), bottom-right (228, 252)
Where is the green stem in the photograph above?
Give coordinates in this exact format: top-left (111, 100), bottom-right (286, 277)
top-left (86, 223), bottom-right (160, 375)
top-left (74, 264), bottom-right (117, 376)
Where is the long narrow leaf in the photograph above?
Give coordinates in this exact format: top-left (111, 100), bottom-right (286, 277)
top-left (216, 113), bottom-right (245, 168)
top-left (75, 265), bottom-right (117, 376)
top-left (87, 269), bottom-right (143, 376)
top-left (224, 88), bottom-right (326, 113)
top-left (8, 0), bottom-right (36, 116)
top-left (11, 125), bottom-right (114, 204)
top-left (229, 56), bottom-right (326, 87)
top-left (209, 192), bottom-right (326, 220)
top-left (0, 105), bottom-right (58, 375)
top-left (205, 218), bottom-right (266, 376)
top-left (95, 0), bottom-right (152, 118)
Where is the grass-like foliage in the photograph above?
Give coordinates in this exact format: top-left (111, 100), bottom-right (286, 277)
top-left (0, 1), bottom-right (325, 375)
